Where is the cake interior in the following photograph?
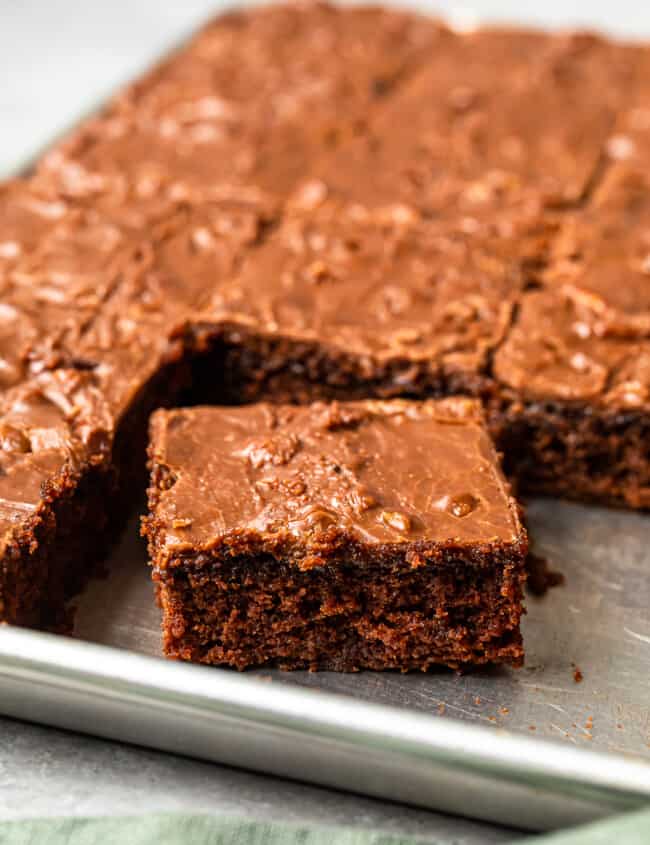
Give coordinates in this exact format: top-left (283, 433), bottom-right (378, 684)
top-left (155, 545), bottom-right (526, 671)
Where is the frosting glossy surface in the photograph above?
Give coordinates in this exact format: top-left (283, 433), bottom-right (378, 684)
top-left (149, 398), bottom-right (523, 556)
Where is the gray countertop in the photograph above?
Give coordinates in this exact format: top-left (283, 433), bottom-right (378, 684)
top-left (0, 717), bottom-right (518, 842)
top-left (1, 1), bottom-right (648, 840)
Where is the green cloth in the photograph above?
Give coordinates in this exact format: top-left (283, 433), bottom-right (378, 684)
top-left (511, 807), bottom-right (650, 844)
top-left (1, 809), bottom-right (650, 844)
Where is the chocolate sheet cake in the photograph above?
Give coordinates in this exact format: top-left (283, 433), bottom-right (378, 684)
top-left (1, 3), bottom-right (650, 658)
top-left (144, 399), bottom-right (527, 670)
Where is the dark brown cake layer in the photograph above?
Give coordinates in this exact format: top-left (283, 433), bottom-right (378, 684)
top-left (144, 399), bottom-right (528, 670)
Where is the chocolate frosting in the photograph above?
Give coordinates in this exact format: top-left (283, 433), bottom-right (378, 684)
top-left (34, 4), bottom-right (444, 211)
top-left (208, 190), bottom-right (524, 379)
top-left (0, 369), bottom-right (113, 551)
top-left (310, 29), bottom-right (636, 212)
top-left (543, 166), bottom-right (650, 338)
top-left (149, 398), bottom-right (523, 562)
top-left (493, 289), bottom-right (650, 408)
top-left (0, 182), bottom-right (128, 389)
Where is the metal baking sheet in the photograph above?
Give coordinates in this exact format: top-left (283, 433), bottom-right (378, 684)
top-left (76, 498), bottom-right (650, 758)
top-left (2, 3), bottom-right (650, 834)
top-left (1, 497), bottom-right (650, 832)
